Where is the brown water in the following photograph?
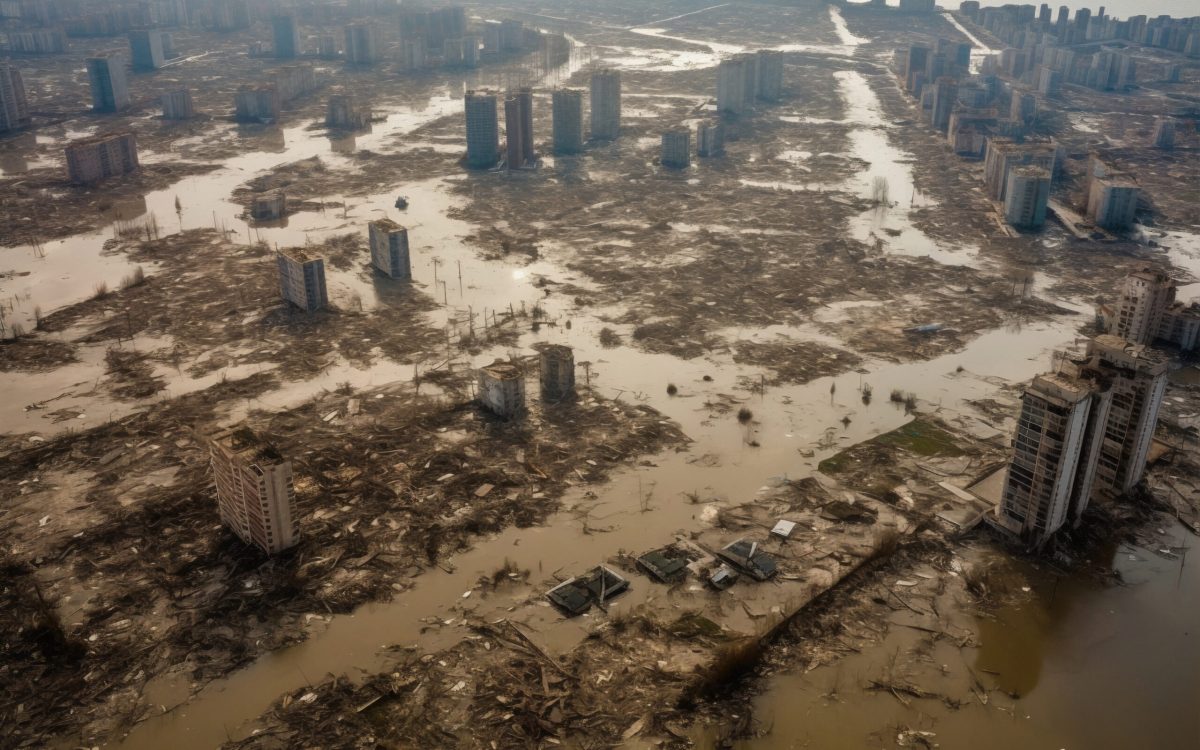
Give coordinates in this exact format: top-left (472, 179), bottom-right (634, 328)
top-left (732, 523), bottom-right (1199, 749)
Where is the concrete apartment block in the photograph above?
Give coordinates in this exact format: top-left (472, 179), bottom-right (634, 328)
top-left (504, 88), bottom-right (533, 169)
top-left (1086, 176), bottom-right (1139, 231)
top-left (345, 22), bottom-right (382, 64)
top-left (589, 69), bottom-right (620, 140)
top-left (235, 85), bottom-right (280, 123)
top-left (6, 28), bottom-right (67, 54)
top-left (87, 56), bottom-right (130, 112)
top-left (551, 88), bottom-right (584, 154)
top-left (661, 128), bottom-right (690, 169)
top-left (65, 131), bottom-right (139, 184)
top-left (161, 88), bottom-right (194, 119)
top-left (1003, 166), bottom-right (1050, 228)
top-left (0, 65), bottom-right (31, 133)
top-left (464, 90), bottom-right (499, 168)
top-left (251, 191), bottom-right (287, 221)
top-left (1151, 117), bottom-right (1174, 150)
top-left (697, 121), bottom-right (725, 157)
top-left (1112, 267), bottom-right (1176, 346)
top-left (272, 14), bottom-right (300, 59)
top-left (209, 427), bottom-right (299, 555)
top-left (717, 56), bottom-right (750, 115)
top-left (368, 219), bottom-right (411, 280)
top-left (1086, 335), bottom-right (1168, 494)
top-left (539, 345), bottom-right (575, 401)
top-left (755, 49), bottom-right (783, 101)
top-left (129, 29), bottom-right (166, 70)
top-left (326, 93), bottom-right (371, 130)
top-left (277, 247), bottom-right (328, 312)
top-left (478, 360), bottom-right (526, 418)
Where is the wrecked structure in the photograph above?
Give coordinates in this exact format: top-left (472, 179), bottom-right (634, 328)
top-left (504, 88), bottom-right (534, 170)
top-left (477, 360), bottom-right (525, 418)
top-left (697, 120), bottom-right (725, 157)
top-left (129, 28), bottom-right (168, 70)
top-left (235, 85), bottom-right (280, 123)
top-left (538, 344), bottom-right (575, 401)
top-left (276, 247), bottom-right (328, 313)
top-left (1087, 175), bottom-right (1139, 231)
top-left (86, 56), bottom-right (130, 112)
top-left (209, 427), bottom-right (299, 555)
top-left (589, 68), bottom-right (621, 140)
top-left (1103, 267), bottom-right (1200, 353)
top-left (1003, 165), bottom-right (1050, 229)
top-left (982, 137), bottom-right (1058, 203)
top-left (368, 219), bottom-right (411, 280)
top-left (64, 131), bottom-right (139, 185)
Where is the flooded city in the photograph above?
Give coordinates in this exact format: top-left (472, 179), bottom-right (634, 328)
top-left (1, 1), bottom-right (1198, 749)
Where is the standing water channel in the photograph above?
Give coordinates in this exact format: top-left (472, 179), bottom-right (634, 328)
top-left (1, 6), bottom-right (1183, 750)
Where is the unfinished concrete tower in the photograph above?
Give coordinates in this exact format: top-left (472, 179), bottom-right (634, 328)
top-left (754, 49), bottom-right (783, 101)
top-left (161, 89), bottom-right (195, 119)
top-left (368, 219), bottom-right (411, 280)
top-left (478, 360), bottom-right (526, 418)
top-left (209, 427), bottom-right (299, 555)
top-left (661, 128), bottom-right (690, 169)
top-left (552, 88), bottom-right (584, 154)
top-left (464, 90), bottom-right (499, 168)
top-left (589, 69), bottom-right (620, 140)
top-left (539, 345), bottom-right (575, 401)
top-left (87, 56), bottom-right (130, 112)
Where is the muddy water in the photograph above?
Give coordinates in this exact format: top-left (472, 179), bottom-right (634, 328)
top-left (4, 9), bottom-right (1176, 750)
top-left (732, 521), bottom-right (1199, 749)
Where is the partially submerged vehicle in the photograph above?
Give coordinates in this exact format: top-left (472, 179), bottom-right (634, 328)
top-left (546, 565), bottom-right (629, 616)
top-left (636, 545), bottom-right (694, 583)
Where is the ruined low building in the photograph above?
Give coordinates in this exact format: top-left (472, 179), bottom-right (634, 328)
top-left (161, 88), bottom-right (195, 120)
top-left (477, 360), bottom-right (525, 418)
top-left (539, 344), bottom-right (575, 401)
top-left (209, 427), bottom-right (299, 555)
top-left (368, 219), bottom-right (411, 280)
top-left (65, 131), bottom-right (139, 185)
top-left (697, 121), bottom-right (725, 157)
top-left (277, 247), bottom-right (328, 312)
top-left (251, 191), bottom-right (287, 221)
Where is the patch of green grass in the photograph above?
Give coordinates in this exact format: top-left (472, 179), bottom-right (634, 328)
top-left (817, 417), bottom-right (963, 475)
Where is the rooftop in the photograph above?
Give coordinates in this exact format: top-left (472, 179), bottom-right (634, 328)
top-left (279, 246), bottom-right (324, 264)
top-left (480, 360), bottom-right (522, 380)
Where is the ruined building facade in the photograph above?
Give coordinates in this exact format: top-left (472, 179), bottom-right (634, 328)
top-left (65, 132), bottom-right (139, 184)
top-left (464, 90), bottom-right (499, 168)
top-left (209, 427), bottom-right (299, 555)
top-left (589, 69), bottom-right (621, 140)
top-left (368, 219), bottom-right (411, 280)
top-left (277, 248), bottom-right (328, 312)
top-left (478, 360), bottom-right (526, 418)
top-left (539, 345), bottom-right (575, 402)
top-left (0, 65), bottom-right (31, 133)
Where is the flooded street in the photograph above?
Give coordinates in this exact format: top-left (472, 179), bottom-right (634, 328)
top-left (4, 2), bottom-right (1199, 749)
top-left (734, 522), bottom-right (1198, 749)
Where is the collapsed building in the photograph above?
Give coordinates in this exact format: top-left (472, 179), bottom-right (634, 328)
top-left (477, 360), bottom-right (526, 418)
top-left (251, 191), bottom-right (287, 221)
top-left (65, 131), bottom-right (139, 185)
top-left (1100, 267), bottom-right (1200, 353)
top-left (277, 247), bottom-right (328, 313)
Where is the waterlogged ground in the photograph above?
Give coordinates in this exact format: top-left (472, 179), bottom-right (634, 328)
top-left (2, 2), bottom-right (1199, 749)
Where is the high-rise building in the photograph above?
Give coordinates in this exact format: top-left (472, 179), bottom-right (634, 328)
top-left (697, 120), bottom-right (725, 157)
top-left (272, 14), bottom-right (300, 59)
top-left (87, 56), bottom-right (130, 112)
top-left (1009, 90), bottom-right (1037, 124)
top-left (345, 22), bottom-right (381, 64)
top-left (234, 85), bottom-right (280, 123)
top-left (400, 38), bottom-right (426, 70)
top-left (1087, 335), bottom-right (1168, 495)
top-left (210, 0), bottom-right (250, 32)
top-left (209, 427), bottom-right (299, 555)
top-left (589, 69), bottom-right (620, 140)
top-left (755, 50), bottom-right (783, 101)
top-left (277, 248), bottom-right (328, 312)
top-left (464, 90), bottom-right (499, 168)
top-left (1086, 176), bottom-right (1139, 231)
top-left (551, 88), bottom-right (584, 154)
top-left (930, 76), bottom-right (958, 132)
top-left (0, 65), bottom-right (31, 133)
top-left (504, 89), bottom-right (534, 169)
top-left (1151, 117), bottom-right (1175, 149)
top-left (717, 55), bottom-right (755, 114)
top-left (1003, 166), bottom-right (1051, 228)
top-left (6, 28), bottom-right (67, 54)
top-left (368, 219), bottom-right (411, 280)
top-left (983, 137), bottom-right (1057, 202)
top-left (661, 128), bottom-right (690, 169)
top-left (129, 29), bottom-right (167, 70)
top-left (1110, 267), bottom-right (1176, 346)
top-left (326, 92), bottom-right (370, 130)
top-left (161, 88), bottom-right (194, 119)
top-left (65, 132), bottom-right (139, 184)
top-left (999, 372), bottom-right (1103, 547)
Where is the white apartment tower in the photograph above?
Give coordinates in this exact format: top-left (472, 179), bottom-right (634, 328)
top-left (1088, 335), bottom-right (1169, 495)
top-left (1112, 267), bottom-right (1175, 345)
top-left (209, 427), bottom-right (299, 555)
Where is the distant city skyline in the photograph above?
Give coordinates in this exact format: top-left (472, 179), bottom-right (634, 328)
top-left (949, 0), bottom-right (1197, 21)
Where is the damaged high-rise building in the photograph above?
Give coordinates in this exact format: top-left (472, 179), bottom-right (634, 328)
top-left (65, 131), bottom-right (139, 184)
top-left (368, 219), bottom-right (411, 280)
top-left (697, 121), bottom-right (725, 157)
top-left (0, 65), bottom-right (31, 133)
top-left (717, 54), bottom-right (755, 115)
top-left (552, 88), bottom-right (584, 154)
top-left (1101, 267), bottom-right (1200, 353)
top-left (754, 50), bottom-right (783, 101)
top-left (464, 90), bottom-right (499, 168)
top-left (161, 88), bottom-right (195, 120)
top-left (272, 14), bottom-right (300, 59)
top-left (589, 69), bottom-right (621, 140)
top-left (129, 28), bottom-right (169, 70)
top-left (87, 56), bottom-right (130, 112)
top-left (1003, 166), bottom-right (1051, 229)
top-left (277, 248), bottom-right (328, 312)
top-left (209, 427), bottom-right (299, 555)
top-left (504, 88), bottom-right (534, 169)
top-left (345, 21), bottom-right (382, 64)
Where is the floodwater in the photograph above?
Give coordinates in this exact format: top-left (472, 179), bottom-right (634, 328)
top-left (3, 5), bottom-right (1191, 750)
top-left (732, 522), bottom-right (1199, 749)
